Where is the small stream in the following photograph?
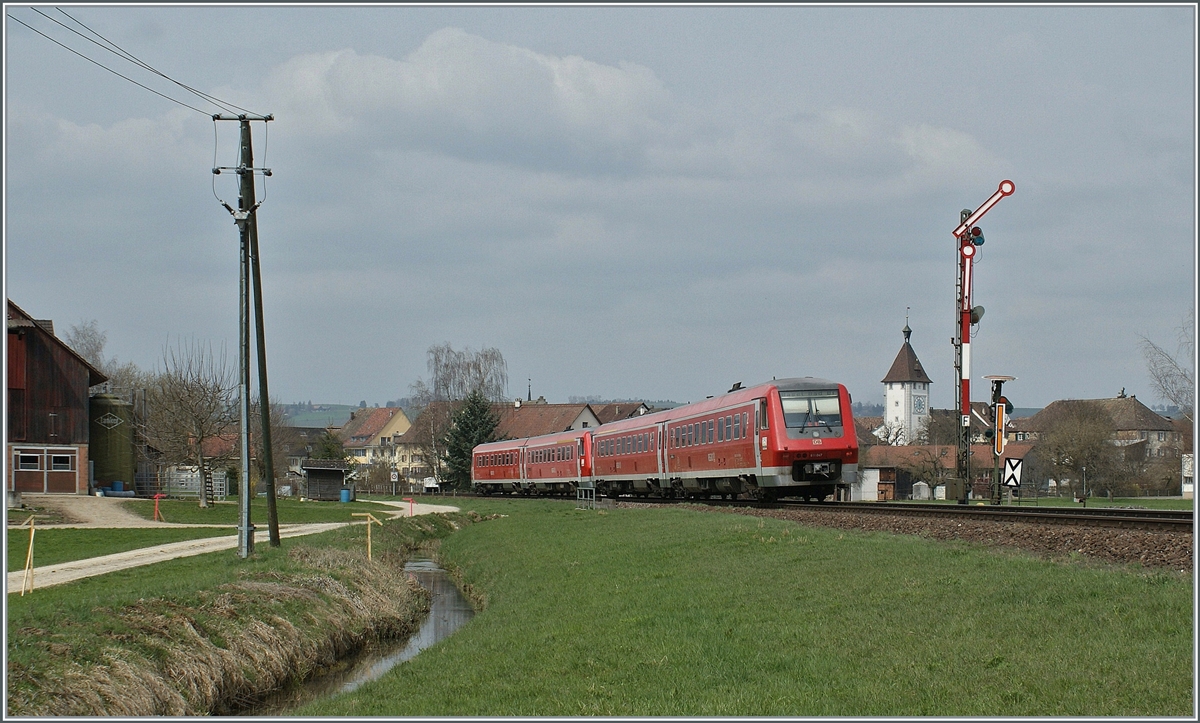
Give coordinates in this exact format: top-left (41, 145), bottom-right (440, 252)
top-left (245, 559), bottom-right (474, 715)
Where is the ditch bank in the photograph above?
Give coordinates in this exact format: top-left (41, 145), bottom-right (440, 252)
top-left (5, 511), bottom-right (497, 717)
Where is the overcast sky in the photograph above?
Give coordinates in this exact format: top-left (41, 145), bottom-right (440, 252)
top-left (4, 4), bottom-right (1195, 411)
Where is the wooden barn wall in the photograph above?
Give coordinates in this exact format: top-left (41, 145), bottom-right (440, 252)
top-left (6, 328), bottom-right (90, 444)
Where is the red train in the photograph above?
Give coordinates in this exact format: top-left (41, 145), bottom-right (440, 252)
top-left (472, 377), bottom-right (857, 502)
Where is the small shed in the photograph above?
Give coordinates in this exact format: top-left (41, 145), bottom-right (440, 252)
top-left (301, 459), bottom-right (353, 501)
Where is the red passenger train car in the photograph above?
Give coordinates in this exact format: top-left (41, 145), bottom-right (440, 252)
top-left (472, 429), bottom-right (592, 495)
top-left (473, 377), bottom-right (857, 501)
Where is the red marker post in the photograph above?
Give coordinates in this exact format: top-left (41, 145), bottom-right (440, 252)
top-left (403, 497), bottom-right (414, 517)
top-left (153, 493), bottom-right (167, 522)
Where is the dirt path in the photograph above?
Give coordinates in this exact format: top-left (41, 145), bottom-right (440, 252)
top-left (7, 495), bottom-right (460, 592)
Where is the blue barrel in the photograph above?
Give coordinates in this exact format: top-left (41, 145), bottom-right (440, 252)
top-left (112, 480), bottom-right (124, 492)
top-left (339, 488), bottom-right (352, 503)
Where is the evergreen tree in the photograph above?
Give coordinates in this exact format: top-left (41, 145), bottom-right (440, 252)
top-left (312, 430), bottom-right (348, 461)
top-left (442, 390), bottom-right (501, 489)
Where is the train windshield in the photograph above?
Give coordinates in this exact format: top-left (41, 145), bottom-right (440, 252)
top-left (779, 390), bottom-right (841, 429)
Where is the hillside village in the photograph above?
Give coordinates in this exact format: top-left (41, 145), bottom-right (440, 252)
top-left (7, 298), bottom-right (1193, 503)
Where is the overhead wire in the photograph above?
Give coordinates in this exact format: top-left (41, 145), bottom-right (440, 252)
top-left (12, 7), bottom-right (274, 210)
top-left (49, 6), bottom-right (261, 117)
top-left (6, 13), bottom-right (209, 116)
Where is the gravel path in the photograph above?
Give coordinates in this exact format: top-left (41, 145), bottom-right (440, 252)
top-left (6, 495), bottom-right (461, 592)
top-left (620, 501), bottom-right (1194, 572)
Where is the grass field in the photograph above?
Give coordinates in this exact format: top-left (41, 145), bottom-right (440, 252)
top-left (6, 527), bottom-right (236, 572)
top-left (299, 499), bottom-right (1194, 717)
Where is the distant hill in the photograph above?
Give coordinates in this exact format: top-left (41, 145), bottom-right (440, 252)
top-left (282, 404), bottom-right (357, 429)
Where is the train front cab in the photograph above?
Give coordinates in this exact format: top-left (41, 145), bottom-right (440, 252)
top-left (754, 380), bottom-right (858, 502)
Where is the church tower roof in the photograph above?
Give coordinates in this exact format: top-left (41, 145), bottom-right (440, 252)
top-left (882, 323), bottom-right (932, 384)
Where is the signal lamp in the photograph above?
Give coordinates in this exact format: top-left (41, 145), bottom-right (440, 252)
top-left (970, 305), bottom-right (985, 324)
top-left (971, 226), bottom-right (985, 245)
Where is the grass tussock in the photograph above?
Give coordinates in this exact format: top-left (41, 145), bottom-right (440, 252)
top-left (5, 512), bottom-right (484, 717)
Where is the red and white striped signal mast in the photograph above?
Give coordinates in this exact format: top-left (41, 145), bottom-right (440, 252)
top-left (952, 180), bottom-right (1015, 504)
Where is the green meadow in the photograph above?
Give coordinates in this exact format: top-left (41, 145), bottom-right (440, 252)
top-left (300, 499), bottom-right (1193, 717)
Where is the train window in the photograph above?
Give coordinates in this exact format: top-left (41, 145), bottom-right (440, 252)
top-left (689, 423), bottom-right (695, 446)
top-left (744, 412), bottom-right (750, 436)
top-left (734, 414), bottom-right (741, 439)
top-left (650, 432), bottom-right (655, 451)
top-left (638, 434), bottom-right (645, 453)
top-left (759, 403), bottom-right (769, 430)
top-left (717, 418), bottom-right (724, 442)
top-left (708, 419), bottom-right (714, 444)
top-left (779, 390), bottom-right (842, 429)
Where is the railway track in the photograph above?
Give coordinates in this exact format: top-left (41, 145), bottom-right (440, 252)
top-left (779, 501), bottom-right (1192, 532)
top-left (606, 496), bottom-right (1193, 532)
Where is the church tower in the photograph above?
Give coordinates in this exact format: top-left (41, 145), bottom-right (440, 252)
top-left (881, 320), bottom-right (932, 444)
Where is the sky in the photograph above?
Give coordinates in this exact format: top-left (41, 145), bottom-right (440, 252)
top-left (4, 4), bottom-right (1196, 411)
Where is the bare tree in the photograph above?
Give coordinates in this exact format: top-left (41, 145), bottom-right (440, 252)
top-left (1038, 401), bottom-right (1118, 499)
top-left (146, 339), bottom-right (237, 508)
top-left (407, 343), bottom-right (509, 483)
top-left (249, 397), bottom-right (291, 494)
top-left (64, 319), bottom-right (107, 369)
top-left (419, 342), bottom-right (509, 403)
top-left (1140, 310), bottom-right (1194, 424)
top-left (898, 446), bottom-right (955, 495)
top-left (64, 319), bottom-right (154, 397)
top-left (874, 421), bottom-right (908, 446)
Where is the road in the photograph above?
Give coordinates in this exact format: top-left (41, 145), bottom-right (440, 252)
top-left (7, 494), bottom-right (460, 593)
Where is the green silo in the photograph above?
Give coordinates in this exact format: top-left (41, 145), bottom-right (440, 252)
top-left (89, 393), bottom-right (136, 492)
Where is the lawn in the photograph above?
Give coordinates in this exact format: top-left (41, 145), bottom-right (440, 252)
top-left (299, 498), bottom-right (1194, 717)
top-left (6, 527), bottom-right (235, 572)
top-left (5, 512), bottom-right (467, 716)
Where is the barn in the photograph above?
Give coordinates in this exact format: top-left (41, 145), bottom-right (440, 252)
top-left (7, 300), bottom-right (107, 495)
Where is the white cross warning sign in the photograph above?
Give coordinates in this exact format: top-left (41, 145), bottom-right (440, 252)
top-left (1003, 458), bottom-right (1023, 488)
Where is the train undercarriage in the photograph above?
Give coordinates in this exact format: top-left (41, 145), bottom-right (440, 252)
top-left (594, 475), bottom-right (847, 502)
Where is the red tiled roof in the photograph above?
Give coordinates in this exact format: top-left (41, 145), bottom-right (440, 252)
top-left (593, 402), bottom-right (648, 425)
top-left (495, 403), bottom-right (591, 439)
top-left (338, 407), bottom-right (404, 446)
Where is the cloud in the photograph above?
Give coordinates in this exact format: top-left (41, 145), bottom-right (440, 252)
top-left (263, 28), bottom-right (674, 173)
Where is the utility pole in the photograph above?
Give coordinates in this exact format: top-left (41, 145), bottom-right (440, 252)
top-left (951, 180), bottom-right (1014, 504)
top-left (214, 113), bottom-right (278, 556)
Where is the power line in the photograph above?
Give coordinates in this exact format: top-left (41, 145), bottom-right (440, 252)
top-left (7, 13), bottom-right (210, 116)
top-left (49, 7), bottom-right (260, 117)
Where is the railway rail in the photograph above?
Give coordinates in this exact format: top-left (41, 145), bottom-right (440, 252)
top-left (626, 497), bottom-right (1193, 532)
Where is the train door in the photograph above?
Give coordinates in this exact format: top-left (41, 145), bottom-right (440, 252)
top-left (753, 398), bottom-right (765, 474)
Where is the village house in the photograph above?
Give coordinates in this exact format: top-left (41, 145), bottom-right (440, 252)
top-left (1008, 392), bottom-right (1183, 460)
